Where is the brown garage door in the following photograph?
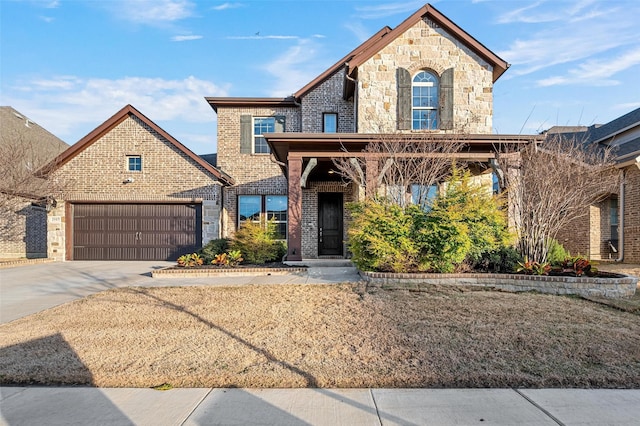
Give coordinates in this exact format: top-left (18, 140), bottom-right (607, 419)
top-left (72, 203), bottom-right (202, 260)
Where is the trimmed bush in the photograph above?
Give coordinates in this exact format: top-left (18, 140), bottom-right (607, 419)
top-left (348, 167), bottom-right (511, 273)
top-left (230, 216), bottom-right (286, 264)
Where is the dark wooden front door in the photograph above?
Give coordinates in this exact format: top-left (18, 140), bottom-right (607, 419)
top-left (72, 203), bottom-right (202, 260)
top-left (318, 193), bottom-right (343, 256)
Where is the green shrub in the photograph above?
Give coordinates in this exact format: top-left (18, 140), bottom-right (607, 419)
top-left (230, 216), bottom-right (285, 264)
top-left (416, 167), bottom-right (511, 272)
top-left (347, 167), bottom-right (511, 273)
top-left (347, 201), bottom-right (419, 272)
top-left (546, 239), bottom-right (570, 265)
top-left (199, 238), bottom-right (230, 263)
top-left (472, 246), bottom-right (522, 273)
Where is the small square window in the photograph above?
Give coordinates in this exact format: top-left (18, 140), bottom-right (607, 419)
top-left (323, 113), bottom-right (337, 133)
top-left (127, 156), bottom-right (142, 171)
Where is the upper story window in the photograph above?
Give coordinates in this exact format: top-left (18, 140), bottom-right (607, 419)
top-left (397, 67), bottom-right (452, 131)
top-left (253, 117), bottom-right (275, 154)
top-left (323, 113), bottom-right (337, 133)
top-left (412, 71), bottom-right (439, 130)
top-left (240, 115), bottom-right (285, 155)
top-left (127, 155), bottom-right (142, 171)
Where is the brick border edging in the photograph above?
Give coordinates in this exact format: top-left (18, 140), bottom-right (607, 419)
top-left (152, 267), bottom-right (308, 278)
top-left (360, 271), bottom-right (638, 299)
top-left (0, 258), bottom-right (54, 270)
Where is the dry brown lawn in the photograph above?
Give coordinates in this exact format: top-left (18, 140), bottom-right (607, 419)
top-left (1, 284), bottom-right (639, 388)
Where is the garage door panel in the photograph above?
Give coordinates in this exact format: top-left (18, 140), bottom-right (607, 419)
top-left (72, 203), bottom-right (202, 261)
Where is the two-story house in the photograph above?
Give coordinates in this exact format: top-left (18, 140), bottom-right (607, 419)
top-left (208, 3), bottom-right (540, 261)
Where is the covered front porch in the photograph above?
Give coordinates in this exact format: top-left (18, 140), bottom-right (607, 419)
top-left (265, 133), bottom-right (540, 261)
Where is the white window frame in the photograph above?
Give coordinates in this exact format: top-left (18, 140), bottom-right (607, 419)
top-left (127, 155), bottom-right (142, 172)
top-left (412, 70), bottom-right (439, 130)
top-left (253, 117), bottom-right (275, 154)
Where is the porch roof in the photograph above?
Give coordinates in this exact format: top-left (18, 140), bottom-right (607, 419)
top-left (265, 132), bottom-right (543, 167)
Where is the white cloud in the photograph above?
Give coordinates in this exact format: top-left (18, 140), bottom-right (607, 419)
top-left (354, 1), bottom-right (426, 20)
top-left (344, 21), bottom-right (373, 43)
top-left (107, 0), bottom-right (195, 24)
top-left (225, 35), bottom-right (299, 40)
top-left (537, 48), bottom-right (640, 87)
top-left (3, 75), bottom-right (228, 144)
top-left (39, 15), bottom-right (55, 23)
top-left (496, 0), bottom-right (600, 24)
top-left (614, 102), bottom-right (640, 111)
top-left (172, 35), bottom-right (203, 42)
top-left (497, 2), bottom-right (640, 77)
top-left (212, 2), bottom-right (243, 11)
top-left (264, 39), bottom-right (323, 97)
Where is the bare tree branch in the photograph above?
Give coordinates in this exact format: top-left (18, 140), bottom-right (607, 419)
top-left (496, 135), bottom-right (619, 263)
top-left (333, 133), bottom-right (467, 206)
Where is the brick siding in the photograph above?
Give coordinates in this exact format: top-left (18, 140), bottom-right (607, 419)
top-left (47, 115), bottom-right (223, 261)
top-left (300, 69), bottom-right (355, 133)
top-left (216, 106), bottom-right (299, 237)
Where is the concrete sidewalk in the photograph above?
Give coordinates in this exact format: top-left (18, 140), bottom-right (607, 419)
top-left (2, 387), bottom-right (639, 425)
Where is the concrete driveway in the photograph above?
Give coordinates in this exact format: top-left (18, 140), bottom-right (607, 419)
top-left (0, 261), bottom-right (173, 323)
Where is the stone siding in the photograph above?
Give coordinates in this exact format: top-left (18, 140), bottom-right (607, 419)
top-left (361, 271), bottom-right (638, 299)
top-left (357, 17), bottom-right (493, 134)
top-left (48, 115), bottom-right (223, 261)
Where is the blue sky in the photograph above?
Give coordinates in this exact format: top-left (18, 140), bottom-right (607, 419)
top-left (1, 0), bottom-right (639, 154)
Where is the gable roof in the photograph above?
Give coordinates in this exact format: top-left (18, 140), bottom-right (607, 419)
top-left (0, 106), bottom-right (68, 168)
top-left (345, 3), bottom-right (509, 82)
top-left (293, 26), bottom-right (392, 99)
top-left (41, 104), bottom-right (234, 185)
top-left (586, 107), bottom-right (640, 144)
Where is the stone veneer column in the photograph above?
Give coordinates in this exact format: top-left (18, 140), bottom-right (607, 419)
top-left (287, 157), bottom-right (303, 261)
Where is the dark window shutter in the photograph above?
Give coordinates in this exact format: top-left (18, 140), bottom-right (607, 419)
top-left (240, 115), bottom-right (252, 154)
top-left (274, 115), bottom-right (286, 132)
top-left (397, 68), bottom-right (411, 130)
top-left (440, 68), bottom-right (454, 130)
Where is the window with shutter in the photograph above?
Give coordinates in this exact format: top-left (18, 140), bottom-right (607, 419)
top-left (240, 115), bottom-right (252, 154)
top-left (397, 68), bottom-right (412, 130)
top-left (440, 68), bottom-right (454, 130)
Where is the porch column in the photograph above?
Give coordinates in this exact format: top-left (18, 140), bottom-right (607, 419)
top-left (365, 156), bottom-right (378, 199)
top-left (287, 156), bottom-right (303, 261)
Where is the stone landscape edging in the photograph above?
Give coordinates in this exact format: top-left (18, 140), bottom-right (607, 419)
top-left (152, 266), bottom-right (307, 278)
top-left (360, 271), bottom-right (638, 299)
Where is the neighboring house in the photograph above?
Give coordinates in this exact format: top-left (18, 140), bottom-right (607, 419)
top-left (207, 3), bottom-right (540, 261)
top-left (553, 108), bottom-right (640, 263)
top-left (0, 106), bottom-right (68, 259)
top-left (42, 105), bottom-right (233, 261)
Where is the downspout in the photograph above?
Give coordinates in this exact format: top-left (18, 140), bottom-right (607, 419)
top-left (344, 68), bottom-right (358, 132)
top-left (615, 169), bottom-right (625, 262)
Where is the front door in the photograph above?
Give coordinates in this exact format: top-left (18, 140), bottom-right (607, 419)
top-left (318, 193), bottom-right (343, 256)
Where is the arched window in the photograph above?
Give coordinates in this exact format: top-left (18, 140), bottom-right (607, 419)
top-left (412, 71), bottom-right (438, 130)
